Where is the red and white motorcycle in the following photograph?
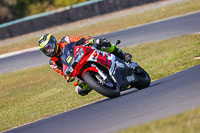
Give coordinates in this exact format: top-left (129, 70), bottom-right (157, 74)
top-left (62, 41), bottom-right (151, 98)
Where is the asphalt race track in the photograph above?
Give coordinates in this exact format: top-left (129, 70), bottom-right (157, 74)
top-left (1, 11), bottom-right (200, 73)
top-left (3, 65), bottom-right (200, 133)
top-left (1, 11), bottom-right (200, 133)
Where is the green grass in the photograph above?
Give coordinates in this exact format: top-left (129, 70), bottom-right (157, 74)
top-left (0, 65), bottom-right (104, 131)
top-left (1, 0), bottom-right (200, 54)
top-left (118, 107), bottom-right (200, 133)
top-left (0, 34), bottom-right (200, 132)
top-left (123, 34), bottom-right (200, 80)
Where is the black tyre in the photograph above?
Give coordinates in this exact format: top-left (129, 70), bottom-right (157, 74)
top-left (83, 71), bottom-right (120, 98)
top-left (133, 66), bottom-right (151, 89)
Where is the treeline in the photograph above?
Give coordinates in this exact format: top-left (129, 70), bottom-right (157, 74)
top-left (0, 0), bottom-right (88, 24)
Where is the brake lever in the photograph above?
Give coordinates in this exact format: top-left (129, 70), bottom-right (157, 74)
top-left (116, 40), bottom-right (121, 46)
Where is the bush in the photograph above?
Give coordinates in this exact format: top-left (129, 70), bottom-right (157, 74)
top-left (0, 0), bottom-right (89, 24)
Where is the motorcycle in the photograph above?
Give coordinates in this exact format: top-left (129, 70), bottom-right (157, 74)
top-left (62, 40), bottom-right (151, 98)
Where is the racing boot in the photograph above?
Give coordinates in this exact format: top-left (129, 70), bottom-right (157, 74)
top-left (74, 81), bottom-right (92, 96)
top-left (98, 38), bottom-right (132, 63)
top-left (114, 47), bottom-right (132, 63)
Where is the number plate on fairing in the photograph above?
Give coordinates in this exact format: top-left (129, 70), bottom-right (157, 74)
top-left (127, 75), bottom-right (135, 82)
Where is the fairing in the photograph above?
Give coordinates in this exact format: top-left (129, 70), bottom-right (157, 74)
top-left (61, 43), bottom-right (138, 88)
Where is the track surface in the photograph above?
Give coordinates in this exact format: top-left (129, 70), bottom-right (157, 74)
top-left (1, 11), bottom-right (200, 73)
top-left (4, 65), bottom-right (200, 133)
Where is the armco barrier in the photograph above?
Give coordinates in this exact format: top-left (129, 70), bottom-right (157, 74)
top-left (0, 0), bottom-right (162, 40)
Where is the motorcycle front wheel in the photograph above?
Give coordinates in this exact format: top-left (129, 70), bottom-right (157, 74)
top-left (83, 71), bottom-right (120, 98)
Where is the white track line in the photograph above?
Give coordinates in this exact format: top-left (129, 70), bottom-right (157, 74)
top-left (0, 47), bottom-right (38, 59)
top-left (194, 56), bottom-right (200, 60)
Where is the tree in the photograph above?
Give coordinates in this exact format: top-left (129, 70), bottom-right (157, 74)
top-left (0, 0), bottom-right (89, 24)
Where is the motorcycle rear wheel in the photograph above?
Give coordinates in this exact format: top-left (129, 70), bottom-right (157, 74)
top-left (83, 71), bottom-right (120, 98)
top-left (133, 66), bottom-right (151, 89)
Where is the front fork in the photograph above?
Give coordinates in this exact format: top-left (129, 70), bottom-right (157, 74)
top-left (91, 64), bottom-right (107, 81)
top-left (91, 64), bottom-right (117, 88)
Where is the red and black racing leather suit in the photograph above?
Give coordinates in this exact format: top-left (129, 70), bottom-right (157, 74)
top-left (49, 36), bottom-right (93, 79)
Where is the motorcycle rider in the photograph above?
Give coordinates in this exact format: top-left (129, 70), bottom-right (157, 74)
top-left (38, 34), bottom-right (132, 96)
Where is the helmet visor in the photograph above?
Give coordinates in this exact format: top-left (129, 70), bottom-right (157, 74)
top-left (41, 42), bottom-right (56, 57)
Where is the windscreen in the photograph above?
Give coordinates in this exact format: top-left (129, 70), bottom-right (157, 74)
top-left (61, 42), bottom-right (75, 66)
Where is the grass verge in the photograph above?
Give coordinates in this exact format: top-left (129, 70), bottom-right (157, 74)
top-left (0, 0), bottom-right (200, 54)
top-left (0, 34), bottom-right (200, 132)
top-left (118, 107), bottom-right (200, 133)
